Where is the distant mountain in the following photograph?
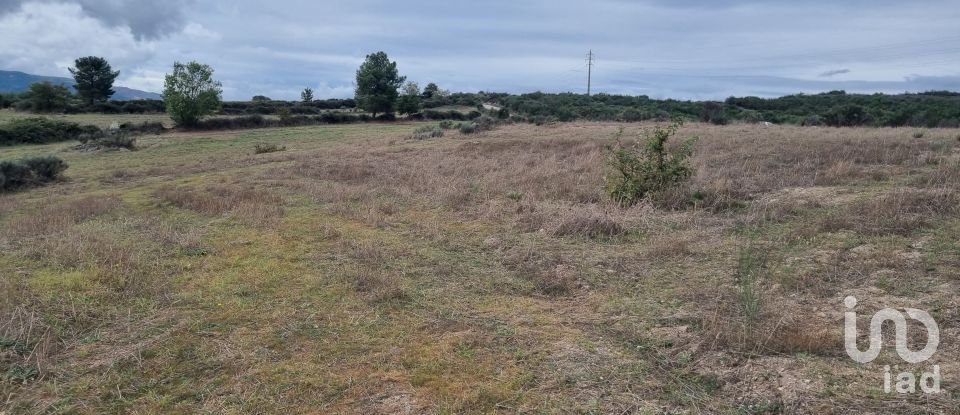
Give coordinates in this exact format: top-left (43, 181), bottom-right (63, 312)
top-left (0, 70), bottom-right (162, 101)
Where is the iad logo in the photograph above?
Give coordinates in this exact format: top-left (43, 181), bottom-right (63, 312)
top-left (843, 296), bottom-right (942, 394)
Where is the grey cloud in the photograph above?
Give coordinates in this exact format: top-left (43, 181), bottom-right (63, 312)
top-left (0, 0), bottom-right (191, 39)
top-left (605, 74), bottom-right (960, 100)
top-left (819, 69), bottom-right (851, 78)
top-left (3, 0), bottom-right (960, 100)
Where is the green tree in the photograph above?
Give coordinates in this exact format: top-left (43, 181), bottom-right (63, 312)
top-left (354, 51), bottom-right (405, 117)
top-left (26, 82), bottom-right (70, 113)
top-left (396, 82), bottom-right (421, 115)
top-left (163, 62), bottom-right (223, 127)
top-left (68, 56), bottom-right (120, 105)
top-left (301, 88), bottom-right (314, 103)
top-left (422, 82), bottom-right (440, 99)
top-left (251, 95), bottom-right (271, 103)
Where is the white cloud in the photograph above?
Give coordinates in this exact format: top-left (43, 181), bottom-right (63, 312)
top-left (0, 2), bottom-right (155, 76)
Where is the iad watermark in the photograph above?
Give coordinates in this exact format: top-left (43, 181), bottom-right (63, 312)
top-left (843, 296), bottom-right (942, 394)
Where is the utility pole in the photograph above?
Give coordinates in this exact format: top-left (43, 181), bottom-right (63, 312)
top-left (586, 50), bottom-right (594, 96)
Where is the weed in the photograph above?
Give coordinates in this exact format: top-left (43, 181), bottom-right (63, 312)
top-left (5, 364), bottom-right (39, 384)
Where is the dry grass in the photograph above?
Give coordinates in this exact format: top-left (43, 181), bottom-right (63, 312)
top-left (155, 184), bottom-right (284, 223)
top-left (818, 188), bottom-right (958, 235)
top-left (3, 122), bottom-right (960, 413)
top-left (5, 195), bottom-right (122, 237)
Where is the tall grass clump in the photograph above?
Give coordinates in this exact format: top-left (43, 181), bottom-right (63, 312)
top-left (254, 143), bottom-right (286, 154)
top-left (605, 121), bottom-right (696, 206)
top-left (736, 243), bottom-right (764, 324)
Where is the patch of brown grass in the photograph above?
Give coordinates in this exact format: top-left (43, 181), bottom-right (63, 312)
top-left (6, 195), bottom-right (122, 237)
top-left (351, 265), bottom-right (407, 303)
top-left (551, 206), bottom-right (626, 239)
top-left (155, 184), bottom-right (283, 223)
top-left (690, 127), bottom-right (957, 209)
top-left (818, 188), bottom-right (958, 235)
top-left (704, 290), bottom-right (842, 356)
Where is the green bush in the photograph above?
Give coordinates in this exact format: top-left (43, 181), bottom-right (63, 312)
top-left (0, 118), bottom-right (100, 146)
top-left (474, 115), bottom-right (497, 131)
top-left (605, 121), bottom-right (696, 206)
top-left (119, 121), bottom-right (168, 135)
top-left (97, 130), bottom-right (137, 150)
top-left (438, 120), bottom-right (455, 129)
top-left (621, 108), bottom-right (645, 122)
top-left (0, 155), bottom-right (68, 192)
top-left (459, 122), bottom-right (478, 134)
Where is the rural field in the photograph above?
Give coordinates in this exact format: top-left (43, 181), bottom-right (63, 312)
top-left (0, 110), bottom-right (176, 129)
top-left (2, 120), bottom-right (960, 414)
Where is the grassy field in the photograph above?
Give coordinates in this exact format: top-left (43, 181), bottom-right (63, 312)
top-left (1, 121), bottom-right (959, 413)
top-left (0, 110), bottom-right (176, 128)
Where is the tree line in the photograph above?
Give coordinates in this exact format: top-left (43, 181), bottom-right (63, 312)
top-left (2, 53), bottom-right (959, 128)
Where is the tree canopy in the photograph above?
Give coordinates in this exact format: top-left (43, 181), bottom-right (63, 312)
top-left (26, 82), bottom-right (71, 113)
top-left (163, 61), bottom-right (223, 127)
top-left (69, 56), bottom-right (120, 105)
top-left (397, 82), bottom-right (421, 115)
top-left (354, 51), bottom-right (406, 117)
top-left (301, 88), bottom-right (314, 103)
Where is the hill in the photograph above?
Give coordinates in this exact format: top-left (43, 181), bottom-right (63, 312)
top-left (0, 70), bottom-right (162, 101)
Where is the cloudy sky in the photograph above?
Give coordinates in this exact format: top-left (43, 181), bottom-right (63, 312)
top-left (1, 0), bottom-right (958, 100)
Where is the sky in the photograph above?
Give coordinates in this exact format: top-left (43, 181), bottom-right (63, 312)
top-left (1, 0), bottom-right (958, 101)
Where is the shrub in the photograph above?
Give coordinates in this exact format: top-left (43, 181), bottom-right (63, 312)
top-left (532, 115), bottom-right (557, 126)
top-left (22, 155), bottom-right (69, 180)
top-left (800, 115), bottom-right (823, 126)
top-left (254, 143), bottom-right (286, 154)
top-left (277, 107), bottom-right (292, 124)
top-left (77, 129), bottom-right (136, 150)
top-left (621, 108), bottom-right (645, 122)
top-left (120, 102), bottom-right (146, 113)
top-left (474, 115), bottom-right (497, 131)
top-left (90, 102), bottom-right (122, 114)
top-left (913, 131), bottom-right (925, 139)
top-left (120, 121), bottom-right (167, 135)
top-left (438, 120), bottom-right (455, 129)
top-left (97, 130), bottom-right (137, 150)
top-left (0, 155), bottom-right (68, 192)
top-left (459, 122), bottom-right (478, 134)
top-left (605, 121), bottom-right (696, 206)
top-left (458, 116), bottom-right (499, 135)
top-left (412, 125), bottom-right (444, 140)
top-left (0, 118), bottom-right (98, 145)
